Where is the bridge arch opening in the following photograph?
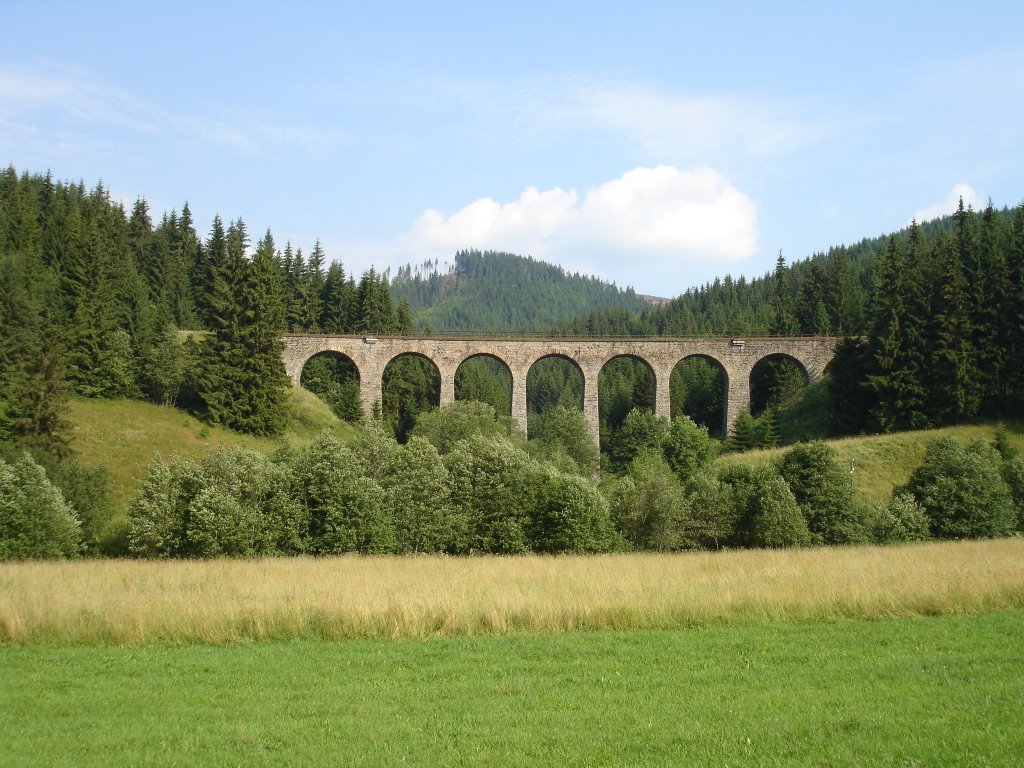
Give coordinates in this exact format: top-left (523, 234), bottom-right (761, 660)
top-left (454, 354), bottom-right (512, 417)
top-left (749, 353), bottom-right (809, 416)
top-left (671, 355), bottom-right (727, 438)
top-left (382, 352), bottom-right (441, 442)
top-left (299, 351), bottom-right (362, 423)
top-left (526, 354), bottom-right (584, 438)
top-left (598, 355), bottom-right (655, 451)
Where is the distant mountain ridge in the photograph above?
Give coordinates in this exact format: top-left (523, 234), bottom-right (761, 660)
top-left (388, 249), bottom-right (651, 333)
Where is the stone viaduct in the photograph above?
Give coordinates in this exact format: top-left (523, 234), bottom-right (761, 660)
top-left (281, 335), bottom-right (838, 443)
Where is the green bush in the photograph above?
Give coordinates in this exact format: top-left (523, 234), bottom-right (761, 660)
top-left (902, 437), bottom-right (1016, 539)
top-left (445, 434), bottom-right (537, 554)
top-left (609, 453), bottom-right (694, 551)
top-left (530, 468), bottom-right (618, 553)
top-left (870, 492), bottom-right (931, 545)
top-left (127, 447), bottom-right (305, 558)
top-left (410, 400), bottom-right (520, 455)
top-left (607, 409), bottom-right (670, 472)
top-left (777, 442), bottom-right (867, 545)
top-left (718, 464), bottom-right (809, 549)
top-left (292, 430), bottom-right (392, 554)
top-left (1001, 454), bottom-right (1024, 530)
top-left (0, 454), bottom-right (82, 559)
top-left (530, 405), bottom-right (598, 475)
top-left (662, 415), bottom-right (717, 481)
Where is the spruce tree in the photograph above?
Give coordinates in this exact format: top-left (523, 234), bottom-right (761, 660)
top-left (976, 201), bottom-right (1010, 411)
top-left (769, 251), bottom-right (798, 335)
top-left (196, 218), bottom-right (249, 428)
top-left (867, 236), bottom-right (915, 430)
top-left (301, 239), bottom-right (325, 332)
top-left (320, 261), bottom-right (347, 333)
top-left (928, 233), bottom-right (978, 422)
top-left (1007, 206), bottom-right (1024, 414)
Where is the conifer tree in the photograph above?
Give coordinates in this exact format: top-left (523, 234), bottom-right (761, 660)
top-left (867, 234), bottom-right (927, 431)
top-left (928, 233), bottom-right (978, 422)
top-left (1007, 206), bottom-right (1024, 414)
top-left (301, 239), bottom-right (326, 331)
top-left (196, 218), bottom-right (249, 428)
top-left (975, 201), bottom-right (1009, 410)
top-left (195, 216), bottom-right (226, 328)
top-left (795, 260), bottom-right (831, 335)
top-left (320, 261), bottom-right (348, 333)
top-left (197, 219), bottom-right (292, 435)
top-left (770, 251), bottom-right (798, 335)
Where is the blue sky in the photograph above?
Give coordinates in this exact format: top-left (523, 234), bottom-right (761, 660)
top-left (3, 1), bottom-right (1022, 296)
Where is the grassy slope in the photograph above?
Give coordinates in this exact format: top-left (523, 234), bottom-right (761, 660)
top-left (717, 422), bottom-right (1024, 503)
top-left (69, 388), bottom-right (1023, 508)
top-left (3, 611), bottom-right (1022, 766)
top-left (67, 386), bottom-right (350, 507)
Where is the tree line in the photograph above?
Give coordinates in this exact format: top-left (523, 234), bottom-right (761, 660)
top-left (390, 249), bottom-right (650, 333)
top-left (829, 203), bottom-right (1024, 433)
top-left (4, 403), bottom-right (1022, 559)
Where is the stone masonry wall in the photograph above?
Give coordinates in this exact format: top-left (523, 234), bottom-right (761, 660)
top-left (282, 335), bottom-right (838, 445)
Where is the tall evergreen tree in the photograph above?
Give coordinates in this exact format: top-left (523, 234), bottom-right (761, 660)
top-left (195, 215), bottom-right (226, 328)
top-left (927, 233), bottom-right (978, 422)
top-left (1007, 205), bottom-right (1024, 414)
top-left (301, 239), bottom-right (325, 332)
top-left (769, 251), bottom-right (799, 335)
top-left (320, 261), bottom-right (348, 333)
top-left (794, 260), bottom-right (831, 335)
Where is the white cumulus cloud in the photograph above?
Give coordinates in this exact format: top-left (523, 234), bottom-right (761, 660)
top-left (911, 183), bottom-right (982, 224)
top-left (398, 166), bottom-right (759, 295)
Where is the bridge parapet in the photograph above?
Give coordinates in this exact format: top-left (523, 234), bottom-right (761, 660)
top-left (281, 335), bottom-right (838, 444)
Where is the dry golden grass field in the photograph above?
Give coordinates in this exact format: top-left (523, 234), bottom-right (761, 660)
top-left (3, 539), bottom-right (1022, 645)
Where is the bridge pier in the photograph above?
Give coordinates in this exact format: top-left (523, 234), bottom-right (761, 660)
top-left (652, 362), bottom-right (674, 421)
top-left (723, 369), bottom-right (750, 437)
top-left (510, 368), bottom-right (528, 436)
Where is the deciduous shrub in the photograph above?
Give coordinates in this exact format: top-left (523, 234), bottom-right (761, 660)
top-left (530, 405), bottom-right (598, 475)
top-left (0, 454), bottom-right (82, 559)
top-left (870, 492), bottom-right (931, 544)
top-left (609, 453), bottom-right (694, 551)
top-left (530, 467), bottom-right (619, 553)
top-left (662, 415), bottom-right (717, 481)
top-left (777, 442), bottom-right (867, 544)
top-left (410, 400), bottom-right (520, 455)
top-left (718, 463), bottom-right (809, 548)
top-left (607, 409), bottom-right (670, 472)
top-left (902, 437), bottom-right (1016, 539)
top-left (445, 434), bottom-right (536, 554)
top-left (127, 447), bottom-right (305, 558)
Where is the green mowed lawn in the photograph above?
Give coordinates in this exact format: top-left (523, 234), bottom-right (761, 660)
top-left (3, 611), bottom-right (1023, 766)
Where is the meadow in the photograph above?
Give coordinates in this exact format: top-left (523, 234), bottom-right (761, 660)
top-left (2, 608), bottom-right (1022, 765)
top-left (4, 542), bottom-right (1024, 765)
top-left (3, 539), bottom-right (1023, 645)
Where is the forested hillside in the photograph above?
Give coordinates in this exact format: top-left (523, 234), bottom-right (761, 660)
top-left (551, 217), bottom-right (979, 338)
top-left (0, 166), bottom-right (424, 448)
top-left (389, 249), bottom-right (651, 333)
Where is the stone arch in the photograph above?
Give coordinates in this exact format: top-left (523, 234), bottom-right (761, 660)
top-left (299, 350), bottom-right (362, 423)
top-left (598, 354), bottom-right (656, 447)
top-left (526, 354), bottom-right (585, 438)
top-left (671, 354), bottom-right (728, 437)
top-left (382, 352), bottom-right (442, 442)
top-left (454, 353), bottom-right (513, 417)
top-left (749, 353), bottom-right (810, 416)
